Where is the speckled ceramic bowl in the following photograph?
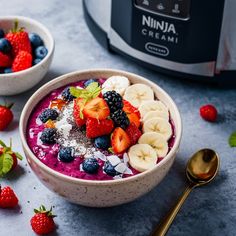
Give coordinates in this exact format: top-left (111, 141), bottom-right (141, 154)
top-left (0, 16), bottom-right (54, 96)
top-left (19, 69), bottom-right (182, 207)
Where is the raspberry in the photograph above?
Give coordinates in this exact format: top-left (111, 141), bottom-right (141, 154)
top-left (200, 104), bottom-right (218, 122)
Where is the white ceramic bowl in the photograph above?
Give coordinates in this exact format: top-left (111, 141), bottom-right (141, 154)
top-left (0, 16), bottom-right (54, 96)
top-left (19, 69), bottom-right (182, 207)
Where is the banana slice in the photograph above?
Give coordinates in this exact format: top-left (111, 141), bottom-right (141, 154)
top-left (128, 144), bottom-right (157, 172)
top-left (139, 100), bottom-right (169, 119)
top-left (102, 76), bottom-right (130, 95)
top-left (123, 84), bottom-right (154, 108)
top-left (138, 132), bottom-right (169, 157)
top-left (143, 117), bottom-right (172, 140)
top-left (143, 110), bottom-right (169, 123)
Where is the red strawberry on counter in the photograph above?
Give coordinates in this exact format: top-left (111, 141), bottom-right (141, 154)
top-left (73, 98), bottom-right (86, 126)
top-left (0, 103), bottom-right (14, 131)
top-left (31, 205), bottom-right (56, 235)
top-left (83, 97), bottom-right (110, 120)
top-left (111, 127), bottom-right (131, 154)
top-left (0, 52), bottom-right (12, 67)
top-left (0, 139), bottom-right (23, 177)
top-left (0, 186), bottom-right (18, 208)
top-left (86, 118), bottom-right (114, 138)
top-left (5, 20), bottom-right (31, 56)
top-left (12, 50), bottom-right (32, 72)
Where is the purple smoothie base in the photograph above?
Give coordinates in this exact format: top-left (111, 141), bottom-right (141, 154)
top-left (27, 78), bottom-right (176, 181)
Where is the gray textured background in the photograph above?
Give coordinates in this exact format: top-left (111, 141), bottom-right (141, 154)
top-left (0, 0), bottom-right (236, 235)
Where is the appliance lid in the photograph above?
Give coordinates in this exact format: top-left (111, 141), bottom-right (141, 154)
top-left (216, 0), bottom-right (236, 71)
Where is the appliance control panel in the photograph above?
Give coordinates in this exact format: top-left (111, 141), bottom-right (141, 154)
top-left (135, 0), bottom-right (191, 19)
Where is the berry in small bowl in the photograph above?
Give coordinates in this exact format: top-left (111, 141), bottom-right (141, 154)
top-left (0, 16), bottom-right (54, 95)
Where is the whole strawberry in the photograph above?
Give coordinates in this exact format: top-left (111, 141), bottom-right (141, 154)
top-left (0, 186), bottom-right (18, 208)
top-left (5, 20), bottom-right (31, 56)
top-left (0, 103), bottom-right (14, 131)
top-left (0, 52), bottom-right (12, 67)
top-left (12, 50), bottom-right (32, 72)
top-left (31, 205), bottom-right (56, 235)
top-left (0, 139), bottom-right (23, 177)
top-left (200, 104), bottom-right (218, 122)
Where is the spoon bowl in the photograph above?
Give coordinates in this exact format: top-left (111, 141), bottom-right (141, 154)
top-left (186, 148), bottom-right (220, 186)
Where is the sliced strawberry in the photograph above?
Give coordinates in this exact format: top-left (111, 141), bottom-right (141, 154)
top-left (83, 97), bottom-right (110, 120)
top-left (123, 100), bottom-right (141, 127)
top-left (73, 98), bottom-right (86, 126)
top-left (111, 127), bottom-right (131, 154)
top-left (127, 113), bottom-right (141, 128)
top-left (125, 123), bottom-right (142, 145)
top-left (123, 100), bottom-right (140, 116)
top-left (86, 118), bottom-right (114, 138)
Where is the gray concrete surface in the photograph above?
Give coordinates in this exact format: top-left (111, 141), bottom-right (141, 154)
top-left (0, 0), bottom-right (235, 235)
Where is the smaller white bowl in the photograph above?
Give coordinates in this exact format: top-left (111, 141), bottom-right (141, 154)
top-left (0, 16), bottom-right (54, 96)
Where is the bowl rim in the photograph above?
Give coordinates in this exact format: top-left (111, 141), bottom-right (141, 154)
top-left (0, 15), bottom-right (54, 77)
top-left (19, 68), bottom-right (182, 186)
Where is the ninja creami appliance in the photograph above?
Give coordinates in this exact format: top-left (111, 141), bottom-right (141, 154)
top-left (83, 0), bottom-right (236, 83)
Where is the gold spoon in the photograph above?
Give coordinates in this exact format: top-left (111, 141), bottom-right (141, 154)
top-left (151, 148), bottom-right (220, 236)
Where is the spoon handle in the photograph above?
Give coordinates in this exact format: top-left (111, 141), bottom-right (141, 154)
top-left (151, 183), bottom-right (195, 236)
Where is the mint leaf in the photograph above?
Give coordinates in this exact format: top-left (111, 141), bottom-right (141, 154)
top-left (70, 87), bottom-right (83, 98)
top-left (86, 82), bottom-right (99, 92)
top-left (70, 83), bottom-right (101, 100)
top-left (229, 131), bottom-right (236, 147)
top-left (0, 153), bottom-right (13, 177)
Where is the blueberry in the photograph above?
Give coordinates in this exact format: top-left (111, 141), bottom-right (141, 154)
top-left (82, 158), bottom-right (99, 174)
top-left (33, 58), bottom-right (42, 65)
top-left (0, 29), bottom-right (4, 38)
top-left (61, 87), bottom-right (75, 102)
top-left (39, 108), bottom-right (59, 123)
top-left (84, 78), bottom-right (98, 87)
top-left (94, 136), bottom-right (110, 150)
top-left (0, 38), bottom-right (12, 54)
top-left (103, 161), bottom-right (119, 177)
top-left (29, 33), bottom-right (43, 48)
top-left (4, 68), bottom-right (12, 73)
top-left (40, 128), bottom-right (57, 144)
top-left (58, 147), bottom-right (74, 163)
top-left (35, 46), bottom-right (48, 59)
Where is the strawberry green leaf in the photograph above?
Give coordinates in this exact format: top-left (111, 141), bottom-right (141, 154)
top-left (15, 152), bottom-right (23, 160)
top-left (0, 154), bottom-right (3, 174)
top-left (229, 131), bottom-right (236, 147)
top-left (0, 140), bottom-right (7, 148)
top-left (0, 153), bottom-right (13, 177)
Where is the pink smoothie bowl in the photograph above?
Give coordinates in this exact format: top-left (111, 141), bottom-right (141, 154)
top-left (19, 69), bottom-right (182, 207)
